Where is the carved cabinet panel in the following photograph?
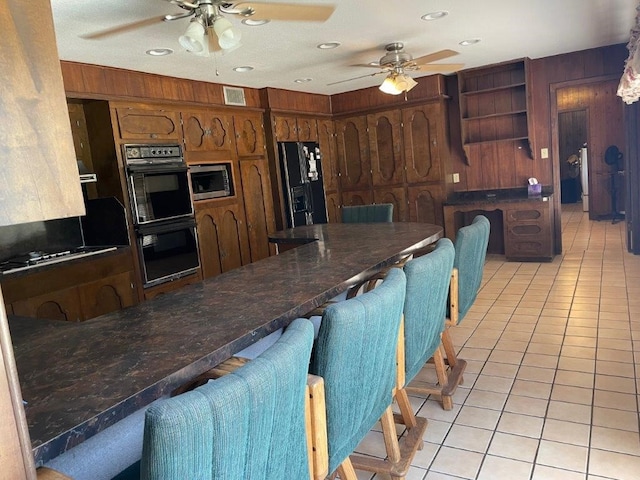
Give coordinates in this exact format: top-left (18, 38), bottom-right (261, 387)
top-left (368, 110), bottom-right (404, 186)
top-left (182, 110), bottom-right (234, 158)
top-left (407, 184), bottom-right (444, 226)
top-left (273, 115), bottom-right (318, 142)
top-left (341, 189), bottom-right (373, 208)
top-left (403, 104), bottom-right (443, 184)
top-left (195, 201), bottom-right (250, 279)
top-left (335, 115), bottom-right (370, 191)
top-left (373, 186), bottom-right (407, 222)
top-left (317, 119), bottom-right (339, 193)
top-left (114, 106), bottom-right (181, 141)
top-left (325, 192), bottom-right (341, 223)
top-left (234, 112), bottom-right (266, 158)
top-left (239, 159), bottom-right (276, 263)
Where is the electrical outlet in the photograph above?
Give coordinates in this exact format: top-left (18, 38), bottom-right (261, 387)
top-left (452, 173), bottom-right (460, 183)
top-left (541, 148), bottom-right (549, 159)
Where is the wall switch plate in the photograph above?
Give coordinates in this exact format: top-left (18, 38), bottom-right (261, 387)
top-left (452, 173), bottom-right (460, 183)
top-left (541, 148), bottom-right (549, 159)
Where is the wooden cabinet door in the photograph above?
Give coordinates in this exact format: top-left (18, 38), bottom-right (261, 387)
top-left (234, 112), bottom-right (266, 158)
top-left (239, 159), bottom-right (276, 263)
top-left (368, 110), bottom-right (404, 186)
top-left (325, 192), bottom-right (341, 223)
top-left (296, 117), bottom-right (318, 142)
top-left (12, 287), bottom-right (83, 322)
top-left (318, 119), bottom-right (339, 194)
top-left (114, 106), bottom-right (181, 141)
top-left (195, 201), bottom-right (250, 279)
top-left (273, 115), bottom-right (299, 141)
top-left (79, 272), bottom-right (136, 320)
top-left (182, 110), bottom-right (235, 158)
top-left (341, 189), bottom-right (373, 208)
top-left (407, 184), bottom-right (444, 226)
top-left (374, 186), bottom-right (407, 222)
top-left (335, 116), bottom-right (371, 191)
top-left (403, 104), bottom-right (443, 184)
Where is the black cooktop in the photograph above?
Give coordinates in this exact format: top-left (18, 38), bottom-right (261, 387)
top-left (0, 246), bottom-right (117, 274)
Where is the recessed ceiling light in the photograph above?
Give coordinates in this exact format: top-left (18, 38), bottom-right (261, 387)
top-left (317, 42), bottom-right (341, 50)
top-left (146, 48), bottom-right (173, 56)
top-left (242, 18), bottom-right (269, 26)
top-left (294, 78), bottom-right (312, 83)
top-left (459, 39), bottom-right (481, 46)
top-left (233, 66), bottom-right (254, 72)
top-left (421, 11), bottom-right (448, 21)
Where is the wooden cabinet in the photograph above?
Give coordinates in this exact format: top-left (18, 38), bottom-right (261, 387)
top-left (342, 189), bottom-right (373, 207)
top-left (273, 115), bottom-right (318, 142)
top-left (317, 119), bottom-right (340, 195)
top-left (403, 104), bottom-right (445, 184)
top-left (238, 159), bottom-right (276, 263)
top-left (443, 194), bottom-right (554, 262)
top-left (113, 105), bottom-right (181, 141)
top-left (458, 59), bottom-right (532, 161)
top-left (2, 250), bottom-right (136, 322)
top-left (182, 110), bottom-right (235, 158)
top-left (408, 185), bottom-right (444, 226)
top-left (504, 200), bottom-right (554, 261)
top-left (234, 112), bottom-right (266, 158)
top-left (373, 186), bottom-right (407, 222)
top-left (335, 115), bottom-right (371, 191)
top-left (195, 200), bottom-right (250, 279)
top-left (325, 192), bottom-right (341, 223)
top-left (368, 110), bottom-right (404, 186)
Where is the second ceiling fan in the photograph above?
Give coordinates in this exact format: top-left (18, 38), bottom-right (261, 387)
top-left (331, 42), bottom-right (464, 95)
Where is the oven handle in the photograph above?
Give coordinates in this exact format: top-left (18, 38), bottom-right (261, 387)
top-left (136, 218), bottom-right (196, 236)
top-left (127, 163), bottom-right (188, 174)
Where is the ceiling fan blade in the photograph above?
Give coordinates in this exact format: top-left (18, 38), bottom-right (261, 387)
top-left (352, 63), bottom-right (384, 69)
top-left (234, 2), bottom-right (335, 21)
top-left (80, 16), bottom-right (167, 40)
top-left (206, 26), bottom-right (222, 52)
top-left (412, 49), bottom-right (459, 66)
top-left (414, 63), bottom-right (465, 72)
top-left (327, 71), bottom-right (385, 86)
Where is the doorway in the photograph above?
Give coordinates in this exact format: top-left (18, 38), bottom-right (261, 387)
top-left (558, 109), bottom-right (588, 207)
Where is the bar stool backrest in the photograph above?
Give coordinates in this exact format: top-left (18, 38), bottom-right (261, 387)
top-left (140, 318), bottom-right (315, 480)
top-left (403, 238), bottom-right (455, 384)
top-left (341, 204), bottom-right (393, 223)
top-left (454, 215), bottom-right (490, 322)
top-left (310, 267), bottom-right (406, 474)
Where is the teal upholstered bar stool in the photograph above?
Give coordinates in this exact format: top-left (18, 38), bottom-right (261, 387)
top-left (341, 203), bottom-right (394, 223)
top-left (310, 267), bottom-right (423, 480)
top-left (401, 238), bottom-right (465, 411)
top-left (441, 215), bottom-right (490, 370)
top-left (140, 318), bottom-right (326, 480)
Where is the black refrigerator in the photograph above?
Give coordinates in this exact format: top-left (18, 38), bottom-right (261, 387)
top-left (278, 141), bottom-right (327, 228)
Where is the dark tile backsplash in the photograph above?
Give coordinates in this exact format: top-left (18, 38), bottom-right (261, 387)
top-left (0, 218), bottom-right (83, 262)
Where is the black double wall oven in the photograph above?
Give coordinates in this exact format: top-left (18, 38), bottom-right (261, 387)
top-left (124, 144), bottom-right (199, 288)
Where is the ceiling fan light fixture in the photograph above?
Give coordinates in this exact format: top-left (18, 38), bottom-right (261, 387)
top-left (213, 16), bottom-right (242, 50)
top-left (379, 72), bottom-right (418, 95)
top-left (379, 74), bottom-right (403, 95)
top-left (179, 18), bottom-right (206, 53)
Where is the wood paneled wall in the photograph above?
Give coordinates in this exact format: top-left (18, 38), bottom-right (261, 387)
top-left (61, 61), bottom-right (262, 108)
top-left (260, 87), bottom-right (331, 115)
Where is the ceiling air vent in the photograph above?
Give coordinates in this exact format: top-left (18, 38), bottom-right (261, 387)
top-left (223, 86), bottom-right (247, 106)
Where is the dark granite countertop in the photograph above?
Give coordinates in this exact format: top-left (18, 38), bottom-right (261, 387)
top-left (10, 222), bottom-right (442, 466)
top-left (444, 187), bottom-right (554, 206)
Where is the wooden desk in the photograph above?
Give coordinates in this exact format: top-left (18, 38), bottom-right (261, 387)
top-left (10, 222), bottom-right (442, 466)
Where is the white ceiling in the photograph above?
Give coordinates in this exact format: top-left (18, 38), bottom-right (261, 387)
top-left (50, 0), bottom-right (638, 96)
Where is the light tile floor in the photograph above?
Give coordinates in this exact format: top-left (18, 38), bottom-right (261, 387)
top-left (351, 203), bottom-right (640, 480)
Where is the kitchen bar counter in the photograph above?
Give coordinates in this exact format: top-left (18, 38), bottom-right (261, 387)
top-left (10, 222), bottom-right (442, 466)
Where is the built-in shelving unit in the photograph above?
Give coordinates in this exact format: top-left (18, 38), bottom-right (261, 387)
top-left (458, 58), bottom-right (532, 162)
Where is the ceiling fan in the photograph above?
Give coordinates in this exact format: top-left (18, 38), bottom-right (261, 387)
top-left (82, 0), bottom-right (335, 54)
top-left (330, 42), bottom-right (464, 95)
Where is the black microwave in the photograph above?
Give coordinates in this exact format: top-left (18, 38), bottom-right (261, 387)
top-left (189, 164), bottom-right (233, 201)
